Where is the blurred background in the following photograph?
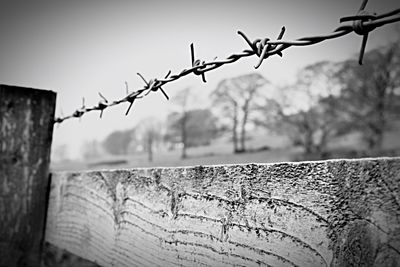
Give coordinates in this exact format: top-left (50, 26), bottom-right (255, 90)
top-left (0, 0), bottom-right (399, 172)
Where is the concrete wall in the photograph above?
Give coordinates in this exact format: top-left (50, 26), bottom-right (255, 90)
top-left (45, 158), bottom-right (400, 266)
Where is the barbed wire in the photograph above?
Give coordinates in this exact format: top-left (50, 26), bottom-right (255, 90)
top-left (54, 0), bottom-right (400, 124)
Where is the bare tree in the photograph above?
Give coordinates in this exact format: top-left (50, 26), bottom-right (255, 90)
top-left (165, 109), bottom-right (219, 152)
top-left (171, 87), bottom-right (194, 159)
top-left (102, 129), bottom-right (135, 155)
top-left (136, 118), bottom-right (162, 162)
top-left (82, 140), bottom-right (102, 160)
top-left (211, 73), bottom-right (268, 153)
top-left (51, 144), bottom-right (69, 162)
top-left (256, 61), bottom-right (341, 157)
top-left (335, 41), bottom-right (400, 151)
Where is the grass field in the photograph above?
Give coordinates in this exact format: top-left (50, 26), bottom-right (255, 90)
top-left (51, 128), bottom-right (400, 172)
top-left (51, 133), bottom-right (295, 171)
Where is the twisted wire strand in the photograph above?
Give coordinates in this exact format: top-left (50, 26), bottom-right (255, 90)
top-left (54, 3), bottom-right (400, 124)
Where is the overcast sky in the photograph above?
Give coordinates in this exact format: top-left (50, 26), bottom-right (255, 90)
top-left (0, 0), bottom-right (398, 159)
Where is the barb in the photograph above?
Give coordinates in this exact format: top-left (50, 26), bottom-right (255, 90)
top-left (54, 0), bottom-right (400, 124)
top-left (190, 43), bottom-right (207, 83)
top-left (353, 0), bottom-right (375, 64)
top-left (98, 92), bottom-right (108, 118)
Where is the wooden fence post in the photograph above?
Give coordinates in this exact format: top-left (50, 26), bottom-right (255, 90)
top-left (0, 85), bottom-right (56, 267)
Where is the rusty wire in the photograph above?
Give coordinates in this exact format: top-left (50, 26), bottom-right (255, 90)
top-left (54, 0), bottom-right (400, 124)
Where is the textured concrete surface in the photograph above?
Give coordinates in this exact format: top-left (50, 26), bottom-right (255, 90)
top-left (45, 158), bottom-right (400, 266)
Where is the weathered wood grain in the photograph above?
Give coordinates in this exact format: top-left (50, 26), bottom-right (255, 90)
top-left (45, 158), bottom-right (400, 267)
top-left (0, 85), bottom-right (56, 266)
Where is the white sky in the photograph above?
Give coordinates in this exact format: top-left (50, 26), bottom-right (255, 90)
top-left (0, 0), bottom-right (399, 159)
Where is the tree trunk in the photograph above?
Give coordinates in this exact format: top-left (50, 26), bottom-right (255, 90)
top-left (240, 102), bottom-right (250, 153)
top-left (372, 82), bottom-right (386, 152)
top-left (304, 129), bottom-right (315, 155)
top-left (232, 102), bottom-right (239, 153)
top-left (316, 128), bottom-right (330, 158)
top-left (368, 126), bottom-right (384, 152)
top-left (147, 137), bottom-right (153, 162)
top-left (181, 113), bottom-right (188, 159)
